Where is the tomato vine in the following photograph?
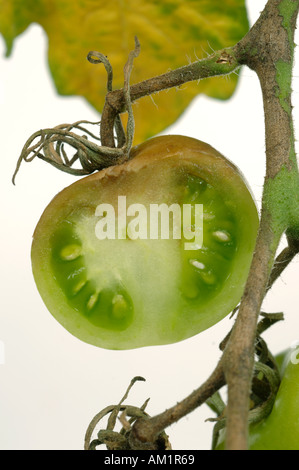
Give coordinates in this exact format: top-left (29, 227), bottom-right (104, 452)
top-left (14, 0), bottom-right (299, 450)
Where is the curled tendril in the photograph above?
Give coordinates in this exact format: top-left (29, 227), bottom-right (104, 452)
top-left (12, 37), bottom-right (141, 184)
top-left (86, 49), bottom-right (126, 146)
top-left (84, 376), bottom-right (148, 451)
top-left (86, 51), bottom-right (114, 92)
top-left (123, 36), bottom-right (141, 153)
top-left (84, 376), bottom-right (171, 451)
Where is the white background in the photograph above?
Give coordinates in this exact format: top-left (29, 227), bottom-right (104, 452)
top-left (1, 1), bottom-right (299, 450)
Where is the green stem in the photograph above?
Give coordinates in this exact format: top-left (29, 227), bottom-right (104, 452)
top-left (100, 47), bottom-right (240, 147)
top-left (222, 214), bottom-right (282, 449)
top-left (223, 0), bottom-right (299, 450)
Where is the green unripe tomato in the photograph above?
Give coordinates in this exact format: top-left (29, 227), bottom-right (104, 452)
top-left (31, 135), bottom-right (259, 350)
top-left (216, 348), bottom-right (299, 450)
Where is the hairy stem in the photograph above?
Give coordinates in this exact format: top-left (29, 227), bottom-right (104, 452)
top-left (221, 215), bottom-right (281, 449)
top-left (267, 242), bottom-right (299, 291)
top-left (129, 364), bottom-right (225, 448)
top-left (222, 0), bottom-right (299, 449)
top-left (100, 48), bottom-right (240, 146)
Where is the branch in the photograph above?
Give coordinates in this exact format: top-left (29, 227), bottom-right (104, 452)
top-left (100, 48), bottom-right (240, 147)
top-left (220, 0), bottom-right (299, 449)
top-left (267, 238), bottom-right (299, 291)
top-left (129, 364), bottom-right (225, 449)
top-left (221, 214), bottom-right (280, 449)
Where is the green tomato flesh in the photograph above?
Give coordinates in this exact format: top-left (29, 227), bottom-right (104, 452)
top-left (216, 349), bottom-right (299, 450)
top-left (31, 135), bottom-right (259, 350)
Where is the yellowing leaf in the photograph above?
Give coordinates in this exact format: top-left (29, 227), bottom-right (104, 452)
top-left (0, 0), bottom-right (249, 143)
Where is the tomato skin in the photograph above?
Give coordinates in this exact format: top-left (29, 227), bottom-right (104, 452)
top-left (31, 135), bottom-right (259, 350)
top-left (215, 349), bottom-right (299, 450)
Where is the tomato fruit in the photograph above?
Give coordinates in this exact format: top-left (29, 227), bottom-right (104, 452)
top-left (215, 349), bottom-right (299, 450)
top-left (31, 135), bottom-right (259, 350)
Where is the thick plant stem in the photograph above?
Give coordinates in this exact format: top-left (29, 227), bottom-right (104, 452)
top-left (222, 0), bottom-right (299, 450)
top-left (222, 215), bottom-right (281, 449)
